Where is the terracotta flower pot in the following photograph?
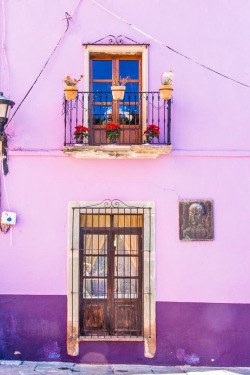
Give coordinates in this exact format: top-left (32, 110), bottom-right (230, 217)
top-left (111, 85), bottom-right (126, 100)
top-left (159, 85), bottom-right (173, 100)
top-left (75, 137), bottom-right (88, 146)
top-left (64, 86), bottom-right (78, 100)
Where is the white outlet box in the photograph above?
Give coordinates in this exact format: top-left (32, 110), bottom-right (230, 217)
top-left (1, 211), bottom-right (16, 225)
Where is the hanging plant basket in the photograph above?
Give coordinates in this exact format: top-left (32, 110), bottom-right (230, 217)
top-left (111, 85), bottom-right (126, 100)
top-left (64, 86), bottom-right (78, 100)
top-left (159, 85), bottom-right (173, 100)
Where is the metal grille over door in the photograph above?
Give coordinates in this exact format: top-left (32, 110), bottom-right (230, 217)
top-left (80, 212), bottom-right (143, 337)
top-left (68, 199), bottom-right (155, 357)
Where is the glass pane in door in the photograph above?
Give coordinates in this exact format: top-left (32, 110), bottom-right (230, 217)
top-left (114, 234), bottom-right (139, 298)
top-left (83, 279), bottom-right (107, 299)
top-left (82, 234), bottom-right (108, 299)
top-left (115, 234), bottom-right (138, 255)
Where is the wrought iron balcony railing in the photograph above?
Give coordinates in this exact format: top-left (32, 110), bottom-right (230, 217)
top-left (63, 91), bottom-right (172, 146)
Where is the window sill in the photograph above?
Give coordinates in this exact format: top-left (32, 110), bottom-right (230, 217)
top-left (63, 144), bottom-right (172, 159)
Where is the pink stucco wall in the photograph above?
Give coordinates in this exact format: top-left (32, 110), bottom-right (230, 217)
top-left (1, 0), bottom-right (250, 305)
top-left (1, 154), bottom-right (250, 305)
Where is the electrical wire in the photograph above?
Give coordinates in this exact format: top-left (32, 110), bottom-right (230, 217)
top-left (90, 0), bottom-right (250, 88)
top-left (5, 0), bottom-right (83, 129)
top-left (0, 172), bottom-right (12, 241)
top-left (2, 173), bottom-right (10, 211)
top-left (2, 0), bottom-right (249, 131)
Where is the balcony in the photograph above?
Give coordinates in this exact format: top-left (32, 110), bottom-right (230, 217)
top-left (63, 91), bottom-right (172, 159)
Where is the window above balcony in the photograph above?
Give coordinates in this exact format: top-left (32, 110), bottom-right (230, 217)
top-left (62, 40), bottom-right (172, 159)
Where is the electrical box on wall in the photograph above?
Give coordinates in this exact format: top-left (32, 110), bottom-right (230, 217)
top-left (1, 211), bottom-right (16, 225)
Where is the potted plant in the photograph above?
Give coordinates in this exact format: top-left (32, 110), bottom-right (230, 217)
top-left (105, 123), bottom-right (121, 144)
top-left (159, 70), bottom-right (174, 100)
top-left (144, 124), bottom-right (160, 144)
top-left (64, 74), bottom-right (83, 100)
top-left (111, 76), bottom-right (129, 101)
top-left (73, 125), bottom-right (89, 145)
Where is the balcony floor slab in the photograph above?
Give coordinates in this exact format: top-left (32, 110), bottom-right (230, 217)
top-left (63, 144), bottom-right (172, 159)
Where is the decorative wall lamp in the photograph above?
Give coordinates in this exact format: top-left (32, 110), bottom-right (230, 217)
top-left (0, 92), bottom-right (15, 175)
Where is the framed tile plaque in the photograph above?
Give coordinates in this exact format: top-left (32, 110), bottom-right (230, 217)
top-left (179, 200), bottom-right (214, 241)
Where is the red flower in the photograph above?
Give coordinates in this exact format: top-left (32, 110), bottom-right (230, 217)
top-left (105, 123), bottom-right (121, 142)
top-left (73, 125), bottom-right (89, 142)
top-left (105, 123), bottom-right (121, 132)
top-left (74, 125), bottom-right (89, 135)
top-left (144, 124), bottom-right (160, 141)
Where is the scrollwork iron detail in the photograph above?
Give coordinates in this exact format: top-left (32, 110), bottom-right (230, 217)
top-left (72, 199), bottom-right (147, 210)
top-left (83, 35), bottom-right (144, 45)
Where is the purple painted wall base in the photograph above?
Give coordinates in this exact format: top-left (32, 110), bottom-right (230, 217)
top-left (0, 295), bottom-right (250, 366)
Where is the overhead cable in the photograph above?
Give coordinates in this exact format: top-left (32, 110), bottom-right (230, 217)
top-left (6, 0), bottom-right (83, 128)
top-left (90, 0), bottom-right (250, 88)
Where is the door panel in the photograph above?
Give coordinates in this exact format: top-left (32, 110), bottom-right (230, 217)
top-left (80, 233), bottom-right (108, 335)
top-left (84, 303), bottom-right (105, 329)
top-left (114, 301), bottom-right (140, 334)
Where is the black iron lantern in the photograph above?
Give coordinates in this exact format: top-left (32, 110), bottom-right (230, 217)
top-left (0, 92), bottom-right (15, 175)
top-left (0, 92), bottom-right (15, 134)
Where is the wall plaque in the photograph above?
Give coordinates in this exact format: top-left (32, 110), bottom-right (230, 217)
top-left (179, 200), bottom-right (214, 241)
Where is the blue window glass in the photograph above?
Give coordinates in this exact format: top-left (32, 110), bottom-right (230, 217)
top-left (93, 82), bottom-right (111, 92)
top-left (93, 105), bottom-right (114, 125)
top-left (124, 93), bottom-right (139, 103)
top-left (92, 83), bottom-right (112, 102)
top-left (126, 83), bottom-right (139, 91)
top-left (93, 106), bottom-right (110, 115)
top-left (118, 105), bottom-right (140, 125)
top-left (93, 60), bottom-right (112, 79)
top-left (119, 60), bottom-right (139, 80)
top-left (93, 83), bottom-right (111, 92)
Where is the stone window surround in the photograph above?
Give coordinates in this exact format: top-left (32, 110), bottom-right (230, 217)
top-left (83, 44), bottom-right (148, 132)
top-left (67, 200), bottom-right (156, 358)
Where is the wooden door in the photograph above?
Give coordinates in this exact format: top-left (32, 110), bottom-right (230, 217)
top-left (79, 225), bottom-right (142, 337)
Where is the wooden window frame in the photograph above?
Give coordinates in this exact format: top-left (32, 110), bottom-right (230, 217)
top-left (90, 55), bottom-right (142, 143)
